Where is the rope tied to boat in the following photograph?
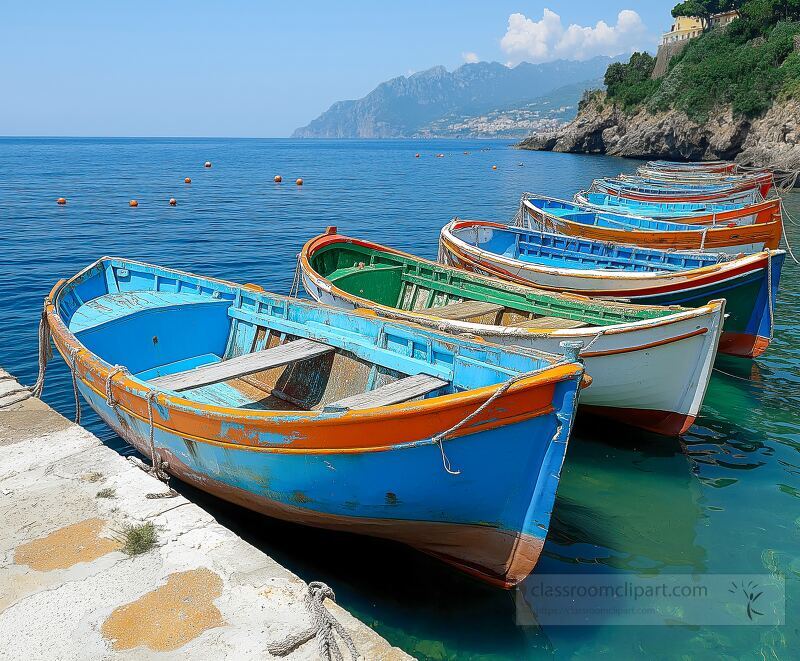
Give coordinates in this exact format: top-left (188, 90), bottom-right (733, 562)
top-left (141, 389), bottom-right (178, 499)
top-left (104, 365), bottom-right (128, 411)
top-left (766, 249), bottom-right (775, 341)
top-left (69, 346), bottom-right (82, 424)
top-left (431, 366), bottom-right (553, 476)
top-left (267, 581), bottom-right (359, 660)
top-left (699, 226), bottom-right (708, 252)
top-left (512, 194), bottom-right (531, 228)
top-left (31, 299), bottom-right (52, 399)
top-left (289, 252), bottom-right (302, 298)
top-left (779, 210), bottom-right (800, 266)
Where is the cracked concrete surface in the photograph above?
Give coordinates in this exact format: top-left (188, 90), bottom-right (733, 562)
top-left (0, 376), bottom-right (411, 660)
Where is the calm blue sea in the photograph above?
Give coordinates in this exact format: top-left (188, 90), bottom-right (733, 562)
top-left (1, 137), bottom-right (798, 659)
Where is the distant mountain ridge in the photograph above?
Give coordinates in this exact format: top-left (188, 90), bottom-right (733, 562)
top-left (292, 57), bottom-right (620, 138)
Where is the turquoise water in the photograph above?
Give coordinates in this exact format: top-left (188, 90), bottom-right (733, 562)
top-left (1, 137), bottom-right (798, 659)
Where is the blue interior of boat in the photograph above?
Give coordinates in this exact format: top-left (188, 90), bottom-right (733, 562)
top-left (599, 177), bottom-right (734, 193)
top-left (578, 192), bottom-right (745, 217)
top-left (526, 196), bottom-right (701, 232)
top-left (457, 224), bottom-right (723, 273)
top-left (58, 258), bottom-right (556, 411)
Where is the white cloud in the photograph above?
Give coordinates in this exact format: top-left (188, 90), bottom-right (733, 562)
top-left (500, 9), bottom-right (649, 65)
top-left (462, 51), bottom-right (480, 64)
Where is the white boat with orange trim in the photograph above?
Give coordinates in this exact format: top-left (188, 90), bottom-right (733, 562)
top-left (301, 228), bottom-right (726, 437)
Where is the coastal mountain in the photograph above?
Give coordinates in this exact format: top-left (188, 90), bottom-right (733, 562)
top-left (519, 2), bottom-right (800, 170)
top-left (292, 58), bottom-right (618, 138)
top-left (420, 79), bottom-right (603, 139)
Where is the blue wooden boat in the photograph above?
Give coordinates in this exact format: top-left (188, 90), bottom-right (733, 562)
top-left (574, 191), bottom-right (781, 227)
top-left (519, 194), bottom-right (782, 254)
top-left (592, 177), bottom-right (766, 203)
top-left (45, 257), bottom-right (586, 588)
top-left (442, 219), bottom-right (784, 358)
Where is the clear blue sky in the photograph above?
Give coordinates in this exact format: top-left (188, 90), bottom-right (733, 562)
top-left (0, 1), bottom-right (675, 137)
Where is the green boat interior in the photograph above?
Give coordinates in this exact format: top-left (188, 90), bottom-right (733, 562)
top-left (309, 240), bottom-right (682, 328)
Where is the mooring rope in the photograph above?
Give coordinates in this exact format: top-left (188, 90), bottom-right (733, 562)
top-left (142, 390), bottom-right (178, 499)
top-left (767, 250), bottom-right (775, 341)
top-left (30, 300), bottom-right (52, 399)
top-left (267, 582), bottom-right (358, 660)
top-left (429, 341), bottom-right (586, 476)
top-left (781, 221), bottom-right (800, 266)
top-left (69, 346), bottom-right (81, 424)
top-left (288, 253), bottom-right (302, 298)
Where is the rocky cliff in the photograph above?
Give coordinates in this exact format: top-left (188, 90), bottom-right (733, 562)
top-left (518, 91), bottom-right (800, 170)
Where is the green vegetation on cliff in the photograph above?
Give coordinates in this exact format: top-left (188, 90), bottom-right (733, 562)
top-left (604, 0), bottom-right (800, 122)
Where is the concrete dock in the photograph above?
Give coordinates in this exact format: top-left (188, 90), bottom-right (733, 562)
top-left (0, 371), bottom-right (409, 660)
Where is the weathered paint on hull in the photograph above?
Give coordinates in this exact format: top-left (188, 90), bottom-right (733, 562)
top-left (46, 257), bottom-right (586, 588)
top-left (73, 375), bottom-right (574, 588)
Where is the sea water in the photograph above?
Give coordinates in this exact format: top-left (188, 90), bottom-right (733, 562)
top-left (1, 137), bottom-right (798, 659)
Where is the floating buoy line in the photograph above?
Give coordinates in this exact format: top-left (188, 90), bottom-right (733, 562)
top-left (52, 158), bottom-right (317, 207)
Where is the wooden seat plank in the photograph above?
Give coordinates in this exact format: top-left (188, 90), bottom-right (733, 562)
top-left (150, 339), bottom-right (334, 392)
top-left (509, 316), bottom-right (589, 330)
top-left (430, 300), bottom-right (504, 321)
top-left (326, 373), bottom-right (448, 410)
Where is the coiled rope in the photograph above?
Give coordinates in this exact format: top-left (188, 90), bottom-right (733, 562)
top-left (267, 582), bottom-right (358, 660)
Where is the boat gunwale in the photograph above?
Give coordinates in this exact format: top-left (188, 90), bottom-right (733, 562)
top-left (442, 218), bottom-right (783, 284)
top-left (299, 231), bottom-right (726, 340)
top-left (522, 197), bottom-right (783, 249)
top-left (46, 256), bottom-right (585, 452)
top-left (573, 191), bottom-right (780, 225)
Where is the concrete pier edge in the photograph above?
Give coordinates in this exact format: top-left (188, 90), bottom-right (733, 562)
top-left (0, 370), bottom-right (410, 660)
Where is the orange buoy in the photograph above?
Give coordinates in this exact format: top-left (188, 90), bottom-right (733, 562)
top-left (56, 197), bottom-right (67, 205)
top-left (184, 177), bottom-right (191, 184)
top-left (415, 153), bottom-right (420, 158)
top-left (296, 178), bottom-right (304, 186)
top-left (169, 198), bottom-right (177, 206)
top-left (129, 200), bottom-right (138, 207)
top-left (204, 161), bottom-right (212, 168)
top-left (274, 175), bottom-right (282, 183)
top-left (492, 165), bottom-right (497, 170)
